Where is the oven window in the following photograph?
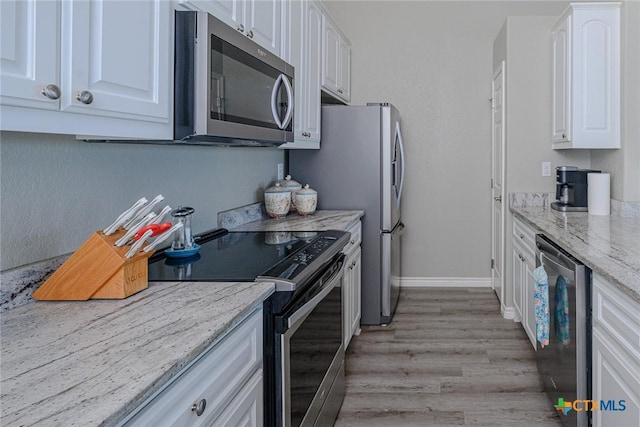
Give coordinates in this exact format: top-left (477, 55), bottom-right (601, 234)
top-left (289, 285), bottom-right (342, 427)
top-left (209, 35), bottom-right (291, 130)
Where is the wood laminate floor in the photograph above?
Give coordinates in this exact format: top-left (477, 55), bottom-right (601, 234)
top-left (334, 287), bottom-right (563, 426)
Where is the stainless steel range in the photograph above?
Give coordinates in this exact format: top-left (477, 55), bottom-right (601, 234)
top-left (148, 228), bottom-right (350, 427)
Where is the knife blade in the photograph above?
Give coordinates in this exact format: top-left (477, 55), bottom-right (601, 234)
top-left (103, 197), bottom-right (148, 235)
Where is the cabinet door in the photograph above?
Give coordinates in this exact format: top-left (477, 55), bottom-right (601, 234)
top-left (523, 258), bottom-right (537, 349)
top-left (180, 0), bottom-right (245, 30)
top-left (0, 0), bottom-right (59, 110)
top-left (343, 245), bottom-right (362, 349)
top-left (304, 0), bottom-right (322, 141)
top-left (592, 329), bottom-right (640, 427)
top-left (338, 38), bottom-right (351, 101)
top-left (511, 243), bottom-right (524, 322)
top-left (321, 15), bottom-right (340, 95)
top-left (62, 0), bottom-right (170, 122)
top-left (212, 370), bottom-right (263, 427)
top-left (552, 14), bottom-right (571, 144)
top-left (349, 246), bottom-right (362, 342)
top-left (245, 0), bottom-right (281, 55)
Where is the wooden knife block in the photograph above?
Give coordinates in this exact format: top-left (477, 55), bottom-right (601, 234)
top-left (32, 230), bottom-right (154, 301)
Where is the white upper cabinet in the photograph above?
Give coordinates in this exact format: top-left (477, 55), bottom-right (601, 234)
top-left (0, 0), bottom-right (173, 139)
top-left (280, 0), bottom-right (322, 149)
top-left (321, 12), bottom-right (350, 103)
top-left (0, 0), bottom-right (59, 111)
top-left (551, 2), bottom-right (620, 149)
top-left (183, 0), bottom-right (282, 55)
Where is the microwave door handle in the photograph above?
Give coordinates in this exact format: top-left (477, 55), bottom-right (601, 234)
top-left (395, 121), bottom-right (406, 209)
top-left (281, 75), bottom-right (294, 130)
top-left (271, 74), bottom-right (284, 129)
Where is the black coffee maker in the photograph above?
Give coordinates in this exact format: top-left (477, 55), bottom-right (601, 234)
top-left (551, 166), bottom-right (601, 212)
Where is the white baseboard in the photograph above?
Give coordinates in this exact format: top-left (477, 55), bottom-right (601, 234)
top-left (501, 305), bottom-right (516, 320)
top-left (399, 277), bottom-right (492, 288)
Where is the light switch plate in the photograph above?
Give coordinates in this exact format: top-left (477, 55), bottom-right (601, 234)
top-left (277, 163), bottom-right (284, 180)
top-left (542, 162), bottom-right (552, 177)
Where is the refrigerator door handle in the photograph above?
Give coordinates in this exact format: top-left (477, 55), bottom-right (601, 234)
top-left (395, 121), bottom-right (406, 210)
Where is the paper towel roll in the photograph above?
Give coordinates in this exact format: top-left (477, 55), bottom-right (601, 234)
top-left (588, 173), bottom-right (610, 215)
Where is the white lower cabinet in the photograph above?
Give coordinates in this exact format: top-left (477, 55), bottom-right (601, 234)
top-left (119, 308), bottom-right (263, 427)
top-left (342, 221), bottom-right (362, 349)
top-left (511, 217), bottom-right (537, 350)
top-left (591, 274), bottom-right (640, 427)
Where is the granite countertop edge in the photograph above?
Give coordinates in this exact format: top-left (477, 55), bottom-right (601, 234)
top-left (1, 281), bottom-right (275, 427)
top-left (510, 206), bottom-right (640, 303)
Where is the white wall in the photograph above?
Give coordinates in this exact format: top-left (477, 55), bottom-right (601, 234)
top-left (0, 132), bottom-right (284, 271)
top-left (325, 1), bottom-right (568, 279)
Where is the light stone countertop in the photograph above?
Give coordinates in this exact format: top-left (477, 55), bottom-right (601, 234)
top-left (0, 281), bottom-right (275, 427)
top-left (228, 210), bottom-right (364, 232)
top-left (510, 206), bottom-right (640, 302)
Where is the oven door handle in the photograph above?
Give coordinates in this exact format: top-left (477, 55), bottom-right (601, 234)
top-left (287, 256), bottom-right (345, 330)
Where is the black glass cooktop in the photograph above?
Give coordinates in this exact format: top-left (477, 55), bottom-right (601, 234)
top-left (147, 229), bottom-right (320, 282)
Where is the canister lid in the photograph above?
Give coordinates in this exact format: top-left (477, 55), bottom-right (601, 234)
top-left (276, 175), bottom-right (302, 190)
top-left (265, 182), bottom-right (291, 194)
top-left (171, 206), bottom-right (194, 217)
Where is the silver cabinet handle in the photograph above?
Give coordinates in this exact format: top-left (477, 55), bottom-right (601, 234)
top-left (338, 88), bottom-right (344, 94)
top-left (76, 90), bottom-right (94, 105)
top-left (191, 399), bottom-right (206, 416)
top-left (237, 24), bottom-right (244, 32)
top-left (562, 133), bottom-right (567, 140)
top-left (42, 84), bottom-right (61, 100)
top-left (520, 234), bottom-right (525, 239)
top-left (246, 30), bottom-right (253, 38)
top-left (494, 196), bottom-right (502, 202)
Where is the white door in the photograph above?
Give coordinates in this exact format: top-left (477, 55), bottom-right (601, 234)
top-left (245, 0), bottom-right (281, 55)
top-left (491, 62), bottom-right (506, 308)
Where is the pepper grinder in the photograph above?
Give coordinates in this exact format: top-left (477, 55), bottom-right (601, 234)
top-left (171, 206), bottom-right (195, 251)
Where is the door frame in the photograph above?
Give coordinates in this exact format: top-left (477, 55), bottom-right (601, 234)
top-left (491, 61), bottom-right (508, 317)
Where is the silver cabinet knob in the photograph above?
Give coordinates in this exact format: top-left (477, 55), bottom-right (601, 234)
top-left (562, 133), bottom-right (567, 140)
top-left (520, 234), bottom-right (525, 239)
top-left (246, 30), bottom-right (253, 38)
top-left (42, 84), bottom-right (61, 100)
top-left (338, 88), bottom-right (344, 94)
top-left (76, 90), bottom-right (94, 105)
top-left (191, 399), bottom-right (206, 416)
top-left (493, 196), bottom-right (502, 202)
top-left (237, 24), bottom-right (244, 32)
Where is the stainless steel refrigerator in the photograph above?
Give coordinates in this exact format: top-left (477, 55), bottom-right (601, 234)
top-left (290, 103), bottom-right (406, 325)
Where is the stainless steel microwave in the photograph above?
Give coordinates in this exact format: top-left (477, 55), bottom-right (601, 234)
top-left (174, 11), bottom-right (294, 146)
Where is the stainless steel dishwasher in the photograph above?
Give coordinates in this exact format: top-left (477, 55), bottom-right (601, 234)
top-left (535, 234), bottom-right (592, 426)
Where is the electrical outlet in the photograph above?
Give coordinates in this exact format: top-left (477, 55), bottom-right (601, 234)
top-left (277, 163), bottom-right (284, 180)
top-left (542, 161), bottom-right (552, 177)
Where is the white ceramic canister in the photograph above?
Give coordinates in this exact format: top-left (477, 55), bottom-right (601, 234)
top-left (277, 175), bottom-right (302, 212)
top-left (264, 183), bottom-right (291, 218)
top-left (294, 184), bottom-right (317, 216)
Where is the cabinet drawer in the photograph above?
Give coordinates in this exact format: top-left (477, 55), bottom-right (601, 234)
top-left (121, 309), bottom-right (263, 426)
top-left (593, 274), bottom-right (640, 360)
top-left (513, 218), bottom-right (537, 257)
top-left (342, 221), bottom-right (362, 256)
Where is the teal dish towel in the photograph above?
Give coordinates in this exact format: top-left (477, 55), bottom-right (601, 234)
top-left (533, 265), bottom-right (549, 348)
top-left (555, 275), bottom-right (571, 345)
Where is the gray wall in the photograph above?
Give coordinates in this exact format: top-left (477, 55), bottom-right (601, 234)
top-left (0, 132), bottom-right (284, 271)
top-left (325, 1), bottom-right (569, 279)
